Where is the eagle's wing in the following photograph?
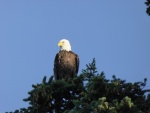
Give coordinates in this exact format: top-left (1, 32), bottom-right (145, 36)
top-left (54, 53), bottom-right (59, 79)
top-left (75, 54), bottom-right (79, 74)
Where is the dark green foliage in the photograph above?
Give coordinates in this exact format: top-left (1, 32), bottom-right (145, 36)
top-left (7, 59), bottom-right (150, 113)
top-left (145, 0), bottom-right (150, 15)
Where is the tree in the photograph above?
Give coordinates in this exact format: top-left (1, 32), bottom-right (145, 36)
top-left (145, 0), bottom-right (150, 16)
top-left (7, 59), bottom-right (150, 113)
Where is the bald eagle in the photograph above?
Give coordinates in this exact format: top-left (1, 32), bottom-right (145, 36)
top-left (54, 39), bottom-right (79, 80)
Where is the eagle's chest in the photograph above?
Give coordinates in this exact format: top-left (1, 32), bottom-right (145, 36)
top-left (58, 54), bottom-right (74, 68)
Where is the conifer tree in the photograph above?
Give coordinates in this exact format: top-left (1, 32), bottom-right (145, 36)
top-left (7, 59), bottom-right (150, 113)
top-left (145, 0), bottom-right (150, 15)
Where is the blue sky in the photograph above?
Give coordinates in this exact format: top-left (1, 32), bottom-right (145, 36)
top-left (0, 1), bottom-right (150, 112)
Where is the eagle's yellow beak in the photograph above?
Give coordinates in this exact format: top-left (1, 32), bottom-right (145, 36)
top-left (58, 42), bottom-right (64, 47)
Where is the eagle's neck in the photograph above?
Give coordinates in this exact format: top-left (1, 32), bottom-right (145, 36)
top-left (60, 45), bottom-right (71, 51)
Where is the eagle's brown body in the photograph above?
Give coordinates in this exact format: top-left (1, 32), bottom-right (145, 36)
top-left (54, 50), bottom-right (79, 80)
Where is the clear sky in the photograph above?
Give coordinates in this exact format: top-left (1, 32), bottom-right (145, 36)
top-left (0, 1), bottom-right (150, 112)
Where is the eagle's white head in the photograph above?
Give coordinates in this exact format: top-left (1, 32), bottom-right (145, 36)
top-left (58, 39), bottom-right (71, 51)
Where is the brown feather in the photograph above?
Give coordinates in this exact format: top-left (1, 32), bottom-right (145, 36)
top-left (54, 50), bottom-right (79, 80)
